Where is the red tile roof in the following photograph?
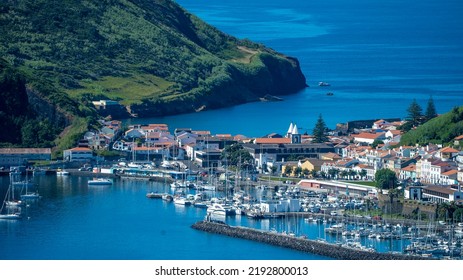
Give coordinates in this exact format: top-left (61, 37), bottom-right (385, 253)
top-left (354, 132), bottom-right (385, 140)
top-left (440, 147), bottom-right (459, 153)
top-left (254, 138), bottom-right (292, 144)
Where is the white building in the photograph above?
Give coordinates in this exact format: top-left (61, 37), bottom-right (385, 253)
top-left (63, 147), bottom-right (93, 162)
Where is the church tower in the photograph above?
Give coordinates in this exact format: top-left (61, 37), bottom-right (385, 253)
top-left (286, 122), bottom-right (301, 144)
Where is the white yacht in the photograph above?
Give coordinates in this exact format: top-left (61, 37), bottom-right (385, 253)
top-left (88, 178), bottom-right (113, 186)
top-left (173, 196), bottom-right (192, 206)
top-left (206, 203), bottom-right (236, 216)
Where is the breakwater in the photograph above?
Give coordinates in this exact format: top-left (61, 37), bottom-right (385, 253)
top-left (191, 221), bottom-right (428, 260)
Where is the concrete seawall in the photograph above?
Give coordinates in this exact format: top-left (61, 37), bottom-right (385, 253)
top-left (191, 221), bottom-right (428, 260)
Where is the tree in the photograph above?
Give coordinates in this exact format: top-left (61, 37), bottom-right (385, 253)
top-left (348, 170), bottom-right (357, 180)
top-left (374, 168), bottom-right (398, 190)
top-left (302, 168), bottom-right (310, 178)
top-left (328, 168), bottom-right (339, 179)
top-left (270, 166), bottom-right (277, 175)
top-left (294, 166), bottom-right (303, 178)
top-left (406, 99), bottom-right (423, 127)
top-left (425, 96), bottom-right (437, 121)
top-left (359, 169), bottom-right (367, 180)
top-left (371, 139), bottom-right (384, 149)
top-left (221, 144), bottom-right (253, 167)
top-left (283, 166), bottom-right (293, 176)
top-left (312, 114), bottom-right (329, 143)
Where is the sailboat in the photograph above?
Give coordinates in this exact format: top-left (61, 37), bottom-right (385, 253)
top-left (6, 173), bottom-right (24, 207)
top-left (0, 175), bottom-right (22, 220)
top-left (20, 170), bottom-right (40, 200)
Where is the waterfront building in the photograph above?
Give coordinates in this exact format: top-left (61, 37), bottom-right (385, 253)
top-left (298, 179), bottom-right (377, 197)
top-left (63, 147), bottom-right (93, 162)
top-left (243, 123), bottom-right (334, 170)
top-left (0, 148), bottom-right (52, 167)
top-left (421, 185), bottom-right (463, 203)
top-left (194, 149), bottom-right (222, 168)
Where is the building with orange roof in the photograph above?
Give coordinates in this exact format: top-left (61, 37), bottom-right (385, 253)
top-left (63, 147), bottom-right (93, 162)
top-left (441, 169), bottom-right (458, 185)
top-left (320, 152), bottom-right (341, 161)
top-left (437, 146), bottom-right (460, 161)
top-left (454, 135), bottom-right (463, 146)
top-left (400, 164), bottom-right (417, 181)
top-left (353, 132), bottom-right (386, 145)
top-left (254, 138), bottom-right (292, 145)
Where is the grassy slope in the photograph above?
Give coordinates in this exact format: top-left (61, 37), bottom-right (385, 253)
top-left (1, 0), bottom-right (301, 107)
top-left (0, 0), bottom-right (306, 153)
top-left (400, 106), bottom-right (463, 146)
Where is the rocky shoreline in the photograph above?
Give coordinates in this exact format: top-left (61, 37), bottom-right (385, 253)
top-left (191, 221), bottom-right (428, 260)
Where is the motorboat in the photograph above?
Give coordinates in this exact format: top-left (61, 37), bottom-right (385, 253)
top-left (20, 192), bottom-right (40, 200)
top-left (207, 203), bottom-right (236, 216)
top-left (88, 178), bottom-right (113, 186)
top-left (56, 169), bottom-right (70, 176)
top-left (146, 192), bottom-right (162, 198)
top-left (162, 193), bottom-right (173, 202)
top-left (173, 196), bottom-right (192, 206)
top-left (319, 82), bottom-right (330, 86)
top-left (0, 212), bottom-right (22, 220)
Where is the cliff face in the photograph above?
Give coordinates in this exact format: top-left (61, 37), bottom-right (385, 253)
top-left (25, 86), bottom-right (70, 128)
top-left (128, 53), bottom-right (307, 117)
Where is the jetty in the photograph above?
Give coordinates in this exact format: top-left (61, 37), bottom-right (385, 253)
top-left (191, 221), bottom-right (428, 260)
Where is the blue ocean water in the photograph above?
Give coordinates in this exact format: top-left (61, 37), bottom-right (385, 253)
top-left (1, 175), bottom-right (408, 260)
top-left (128, 0), bottom-right (463, 137)
top-left (0, 175), bottom-right (332, 260)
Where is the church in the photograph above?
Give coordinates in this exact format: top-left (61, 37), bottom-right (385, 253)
top-left (242, 122), bottom-right (335, 171)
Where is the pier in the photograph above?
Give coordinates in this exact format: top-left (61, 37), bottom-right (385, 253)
top-left (191, 221), bottom-right (428, 260)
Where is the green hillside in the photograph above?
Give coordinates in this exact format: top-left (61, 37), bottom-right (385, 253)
top-left (0, 0), bottom-right (306, 154)
top-left (400, 106), bottom-right (463, 146)
top-left (0, 0), bottom-right (306, 116)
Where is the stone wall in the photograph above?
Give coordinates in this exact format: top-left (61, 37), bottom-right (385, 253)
top-left (377, 193), bottom-right (403, 214)
top-left (191, 221), bottom-right (427, 260)
top-left (402, 200), bottom-right (437, 220)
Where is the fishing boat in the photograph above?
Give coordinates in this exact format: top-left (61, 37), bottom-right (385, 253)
top-left (88, 178), bottom-right (113, 186)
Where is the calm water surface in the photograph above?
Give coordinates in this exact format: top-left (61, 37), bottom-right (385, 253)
top-left (0, 175), bottom-right (407, 260)
top-left (0, 175), bottom-right (332, 260)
